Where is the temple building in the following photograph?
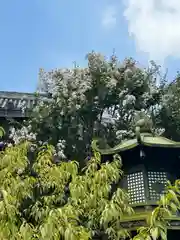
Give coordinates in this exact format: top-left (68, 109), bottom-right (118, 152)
top-left (0, 91), bottom-right (46, 132)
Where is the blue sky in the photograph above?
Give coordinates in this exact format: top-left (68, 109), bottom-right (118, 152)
top-left (0, 0), bottom-right (180, 92)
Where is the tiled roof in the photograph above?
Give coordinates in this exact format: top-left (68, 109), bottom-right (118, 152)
top-left (0, 91), bottom-right (47, 118)
top-left (0, 91), bottom-right (48, 109)
top-left (0, 91), bottom-right (37, 109)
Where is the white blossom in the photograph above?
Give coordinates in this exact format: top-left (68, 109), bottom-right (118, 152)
top-left (122, 94), bottom-right (136, 107)
top-left (9, 53), bottom-right (168, 158)
top-left (9, 126), bottom-right (37, 144)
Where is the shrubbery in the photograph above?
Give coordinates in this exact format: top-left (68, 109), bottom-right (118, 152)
top-left (0, 139), bottom-right (133, 239)
top-left (0, 139), bottom-right (180, 239)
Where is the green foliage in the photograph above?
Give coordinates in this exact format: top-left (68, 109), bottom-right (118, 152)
top-left (160, 75), bottom-right (180, 140)
top-left (0, 126), bottom-right (5, 138)
top-left (0, 142), bottom-right (134, 239)
top-left (3, 141), bottom-right (179, 239)
top-left (133, 180), bottom-right (180, 240)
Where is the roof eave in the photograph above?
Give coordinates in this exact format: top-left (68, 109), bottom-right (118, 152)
top-left (92, 137), bottom-right (180, 155)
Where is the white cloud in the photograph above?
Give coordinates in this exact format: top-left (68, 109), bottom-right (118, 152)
top-left (101, 5), bottom-right (117, 28)
top-left (123, 0), bottom-right (180, 63)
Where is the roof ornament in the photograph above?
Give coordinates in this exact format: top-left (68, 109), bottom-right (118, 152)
top-left (92, 110), bottom-right (180, 155)
top-left (133, 111), bottom-right (153, 143)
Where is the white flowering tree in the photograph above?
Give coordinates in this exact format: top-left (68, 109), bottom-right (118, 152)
top-left (11, 52), bottom-right (166, 164)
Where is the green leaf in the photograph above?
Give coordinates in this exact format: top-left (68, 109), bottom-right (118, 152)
top-left (64, 227), bottom-right (73, 240)
top-left (160, 230), bottom-right (167, 240)
top-left (150, 227), bottom-right (159, 240)
top-left (0, 127), bottom-right (5, 138)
